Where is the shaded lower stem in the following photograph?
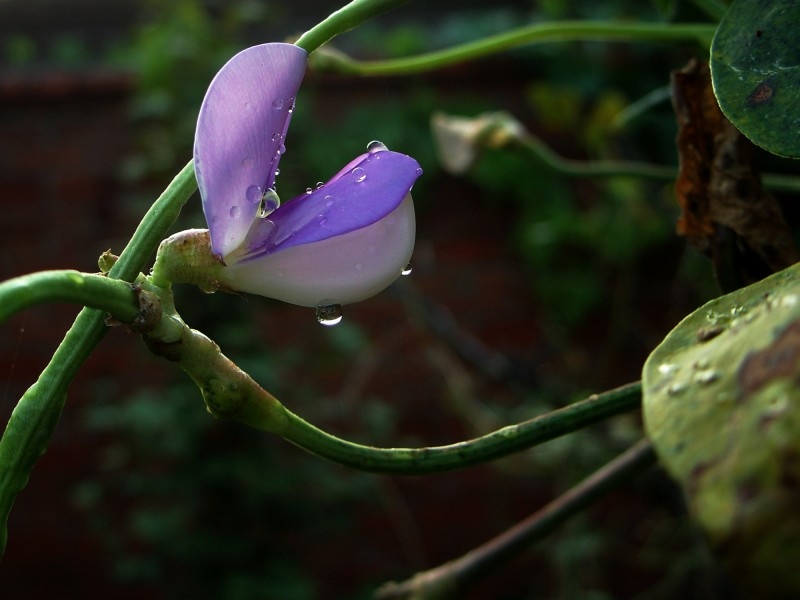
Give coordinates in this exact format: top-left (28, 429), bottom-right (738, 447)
top-left (282, 382), bottom-right (642, 474)
top-left (145, 314), bottom-right (642, 475)
top-left (376, 439), bottom-right (657, 599)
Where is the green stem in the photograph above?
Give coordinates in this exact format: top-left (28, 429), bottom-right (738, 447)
top-left (310, 21), bottom-right (718, 76)
top-left (0, 271), bottom-right (142, 326)
top-left (281, 382), bottom-right (641, 474)
top-left (520, 136), bottom-right (800, 192)
top-left (514, 133), bottom-right (677, 181)
top-left (376, 439), bottom-right (657, 599)
top-left (294, 0), bottom-right (410, 54)
top-left (0, 160), bottom-right (196, 556)
top-left (145, 315), bottom-right (643, 475)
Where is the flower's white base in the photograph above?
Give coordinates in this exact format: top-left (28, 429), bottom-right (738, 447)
top-left (220, 195), bottom-right (415, 307)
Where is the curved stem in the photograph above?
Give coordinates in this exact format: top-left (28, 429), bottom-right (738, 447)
top-left (0, 270), bottom-right (141, 326)
top-left (514, 133), bottom-right (677, 181)
top-left (294, 0), bottom-right (410, 54)
top-left (376, 439), bottom-right (657, 599)
top-left (281, 382), bottom-right (641, 474)
top-left (0, 160), bottom-right (196, 556)
top-left (310, 21), bottom-right (718, 76)
top-left (144, 312), bottom-right (642, 474)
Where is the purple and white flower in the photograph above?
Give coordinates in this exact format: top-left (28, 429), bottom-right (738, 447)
top-left (194, 43), bottom-right (422, 310)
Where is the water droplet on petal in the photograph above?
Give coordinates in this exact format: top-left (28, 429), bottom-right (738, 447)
top-left (401, 263), bottom-right (413, 276)
top-left (271, 133), bottom-right (279, 142)
top-left (246, 218), bottom-right (276, 249)
top-left (272, 98), bottom-right (285, 110)
top-left (246, 185), bottom-right (263, 204)
top-left (229, 205), bottom-right (240, 218)
top-left (305, 187), bottom-right (313, 194)
top-left (274, 168), bottom-right (281, 177)
top-left (315, 181), bottom-right (324, 190)
top-left (279, 144), bottom-right (286, 155)
top-left (415, 167), bottom-right (423, 176)
top-left (316, 304), bottom-right (343, 327)
top-left (261, 188), bottom-right (281, 215)
top-left (351, 167), bottom-right (367, 183)
top-left (324, 195), bottom-right (334, 207)
top-left (367, 140), bottom-right (388, 153)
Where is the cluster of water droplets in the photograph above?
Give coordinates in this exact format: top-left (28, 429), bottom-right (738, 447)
top-left (308, 142), bottom-right (415, 326)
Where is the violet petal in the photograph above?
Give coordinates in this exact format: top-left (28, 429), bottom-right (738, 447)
top-left (237, 150), bottom-right (421, 260)
top-left (194, 42), bottom-right (307, 259)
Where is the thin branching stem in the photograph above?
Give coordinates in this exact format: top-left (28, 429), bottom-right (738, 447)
top-left (375, 439), bottom-right (657, 599)
top-left (310, 21), bottom-right (718, 76)
top-left (295, 0), bottom-right (410, 53)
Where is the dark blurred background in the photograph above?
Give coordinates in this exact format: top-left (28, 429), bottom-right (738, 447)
top-left (0, 0), bottom-right (756, 598)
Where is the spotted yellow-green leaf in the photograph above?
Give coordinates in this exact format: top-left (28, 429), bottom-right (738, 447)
top-left (643, 262), bottom-right (800, 597)
top-left (710, 0), bottom-right (800, 157)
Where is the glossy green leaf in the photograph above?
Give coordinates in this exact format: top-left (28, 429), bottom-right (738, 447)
top-left (643, 262), bottom-right (800, 597)
top-left (710, 0), bottom-right (800, 157)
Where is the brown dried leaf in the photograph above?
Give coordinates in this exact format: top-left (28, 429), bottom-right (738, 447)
top-left (672, 59), bottom-right (798, 291)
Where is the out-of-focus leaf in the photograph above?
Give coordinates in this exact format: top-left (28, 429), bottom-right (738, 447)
top-left (643, 262), bottom-right (800, 597)
top-left (672, 59), bottom-right (798, 292)
top-left (710, 0), bottom-right (800, 157)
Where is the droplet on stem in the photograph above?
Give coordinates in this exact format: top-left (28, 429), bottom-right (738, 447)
top-left (316, 304), bottom-right (343, 326)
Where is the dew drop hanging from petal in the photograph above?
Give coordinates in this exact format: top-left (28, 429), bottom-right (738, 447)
top-left (401, 263), bottom-right (413, 276)
top-left (316, 303), bottom-right (343, 326)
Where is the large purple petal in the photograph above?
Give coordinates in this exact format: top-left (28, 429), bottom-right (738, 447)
top-left (194, 43), bottom-right (307, 259)
top-left (237, 149), bottom-right (422, 261)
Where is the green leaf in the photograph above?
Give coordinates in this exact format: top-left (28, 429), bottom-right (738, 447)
top-left (642, 262), bottom-right (800, 597)
top-left (710, 0), bottom-right (800, 157)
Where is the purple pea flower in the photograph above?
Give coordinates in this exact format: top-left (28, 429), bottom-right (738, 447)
top-left (194, 43), bottom-right (422, 318)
